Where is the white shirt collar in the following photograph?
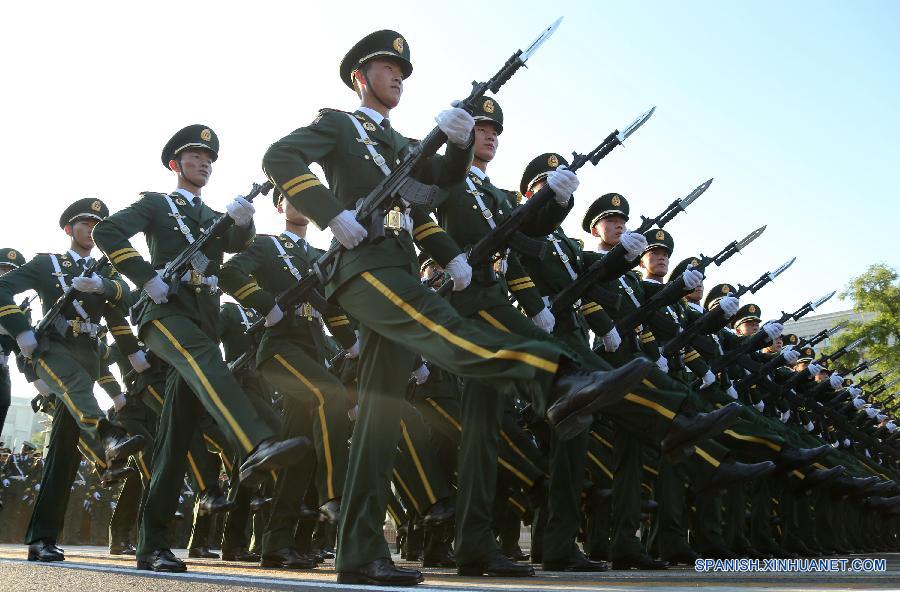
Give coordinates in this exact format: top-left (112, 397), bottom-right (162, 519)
top-left (174, 187), bottom-right (199, 204)
top-left (644, 277), bottom-right (663, 284)
top-left (469, 166), bottom-right (487, 181)
top-left (687, 301), bottom-right (704, 313)
top-left (281, 230), bottom-right (303, 244)
top-left (357, 106), bottom-right (385, 126)
top-left (67, 250), bottom-right (90, 263)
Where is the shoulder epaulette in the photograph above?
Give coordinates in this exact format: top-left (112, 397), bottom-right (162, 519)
top-left (312, 108), bottom-right (349, 125)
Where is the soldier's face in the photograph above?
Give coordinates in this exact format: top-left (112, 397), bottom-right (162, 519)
top-left (735, 319), bottom-right (760, 336)
top-left (279, 199), bottom-right (309, 226)
top-left (174, 149), bottom-right (213, 188)
top-left (0, 265), bottom-right (12, 277)
top-left (361, 58), bottom-right (404, 108)
top-left (67, 219), bottom-right (97, 250)
top-left (640, 247), bottom-right (669, 276)
top-left (686, 281), bottom-right (704, 302)
top-left (473, 123), bottom-right (499, 163)
top-left (592, 215), bottom-right (626, 244)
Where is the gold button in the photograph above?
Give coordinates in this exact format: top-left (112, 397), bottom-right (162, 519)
top-left (472, 205), bottom-right (478, 210)
top-left (364, 155), bottom-right (370, 160)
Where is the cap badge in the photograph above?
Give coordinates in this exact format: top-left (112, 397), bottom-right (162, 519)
top-left (690, 258), bottom-right (700, 267)
top-left (7, 251), bottom-right (16, 260)
top-left (547, 154), bottom-right (559, 168)
top-left (393, 37), bottom-right (404, 54)
top-left (655, 230), bottom-right (665, 241)
top-left (90, 200), bottom-right (102, 212)
top-left (722, 285), bottom-right (730, 294)
top-left (200, 128), bottom-right (212, 142)
top-left (748, 305), bottom-right (757, 313)
top-left (483, 99), bottom-right (495, 114)
top-left (611, 195), bottom-right (621, 207)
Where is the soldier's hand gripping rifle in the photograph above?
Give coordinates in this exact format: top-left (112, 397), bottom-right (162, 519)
top-left (551, 177), bottom-right (709, 332)
top-left (130, 180), bottom-right (275, 324)
top-left (794, 336), bottom-right (866, 401)
top-left (35, 256), bottom-right (110, 343)
top-left (662, 257), bottom-right (795, 358)
top-left (616, 226), bottom-right (766, 335)
top-left (436, 106), bottom-right (657, 302)
top-left (268, 19), bottom-right (564, 307)
top-left (710, 290), bottom-right (835, 374)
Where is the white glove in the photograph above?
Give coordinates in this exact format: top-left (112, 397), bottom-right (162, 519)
top-left (700, 370), bottom-right (716, 389)
top-left (762, 322), bottom-right (784, 342)
top-left (829, 372), bottom-right (843, 390)
top-left (435, 103), bottom-right (475, 148)
top-left (445, 253), bottom-right (472, 291)
top-left (656, 355), bottom-right (669, 373)
top-left (413, 363), bottom-right (430, 385)
top-left (83, 500), bottom-right (91, 511)
top-left (865, 407), bottom-right (878, 418)
top-left (847, 386), bottom-right (862, 398)
top-left (71, 272), bottom-right (105, 294)
top-left (2, 479), bottom-right (9, 488)
top-left (886, 421), bottom-right (897, 432)
top-left (852, 397), bottom-right (865, 410)
top-left (16, 330), bottom-right (37, 359)
top-left (345, 338), bottom-right (360, 359)
top-left (782, 346), bottom-right (800, 365)
top-left (843, 438), bottom-right (851, 447)
top-left (531, 307), bottom-right (555, 333)
top-left (780, 409), bottom-right (791, 423)
top-left (805, 421), bottom-right (815, 432)
top-left (143, 273), bottom-right (169, 304)
top-left (601, 327), bottom-right (622, 352)
top-left (546, 166), bottom-right (579, 205)
top-left (112, 394), bottom-right (126, 412)
top-left (34, 378), bottom-right (51, 396)
top-left (265, 304), bottom-right (284, 327)
top-left (725, 384), bottom-right (739, 399)
top-left (682, 269), bottom-right (704, 290)
top-left (328, 210), bottom-right (368, 249)
top-left (128, 351), bottom-right (150, 373)
top-left (718, 296), bottom-right (739, 318)
top-left (226, 196), bottom-right (255, 227)
top-left (178, 496), bottom-right (184, 505)
top-left (619, 231), bottom-right (648, 260)
top-left (807, 362), bottom-right (824, 376)
top-left (754, 400), bottom-right (765, 412)
top-left (876, 413), bottom-right (887, 422)
top-left (93, 491), bottom-right (101, 501)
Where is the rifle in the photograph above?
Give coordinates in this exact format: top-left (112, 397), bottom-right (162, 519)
top-left (437, 106), bottom-right (657, 300)
top-left (858, 368), bottom-right (896, 389)
top-left (551, 177), bottom-right (709, 330)
top-left (661, 257), bottom-right (795, 358)
top-left (266, 19), bottom-right (563, 310)
top-left (130, 180), bottom-right (275, 324)
top-left (616, 226), bottom-right (766, 334)
top-left (35, 256), bottom-right (110, 345)
top-left (846, 356), bottom-right (882, 377)
top-left (734, 324), bottom-right (844, 394)
top-left (710, 290), bottom-right (835, 373)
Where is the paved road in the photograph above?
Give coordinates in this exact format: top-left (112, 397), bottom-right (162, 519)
top-left (0, 546), bottom-right (897, 591)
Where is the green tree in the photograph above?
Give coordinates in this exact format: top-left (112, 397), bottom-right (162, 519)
top-left (824, 264), bottom-right (900, 407)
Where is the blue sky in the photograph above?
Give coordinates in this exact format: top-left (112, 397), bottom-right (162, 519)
top-left (0, 1), bottom-right (897, 410)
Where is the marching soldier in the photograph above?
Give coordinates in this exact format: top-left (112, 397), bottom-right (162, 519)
top-left (0, 199), bottom-right (146, 562)
top-left (0, 248), bottom-right (25, 432)
top-left (92, 124), bottom-right (309, 572)
top-left (262, 30), bottom-right (656, 586)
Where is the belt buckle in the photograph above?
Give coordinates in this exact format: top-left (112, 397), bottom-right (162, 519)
top-left (385, 207), bottom-right (403, 231)
top-left (373, 153), bottom-right (387, 168)
top-left (481, 209), bottom-right (493, 220)
top-left (298, 303), bottom-right (314, 319)
top-left (188, 270), bottom-right (204, 286)
top-left (70, 318), bottom-right (82, 337)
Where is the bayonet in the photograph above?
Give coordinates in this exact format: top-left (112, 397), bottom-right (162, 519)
top-left (736, 225), bottom-right (766, 252)
top-left (520, 17), bottom-right (563, 62)
top-left (811, 291), bottom-right (836, 311)
top-left (769, 257), bottom-right (795, 281)
top-left (615, 106), bottom-right (656, 146)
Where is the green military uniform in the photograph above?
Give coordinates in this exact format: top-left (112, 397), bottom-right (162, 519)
top-left (0, 199), bottom-right (143, 550)
top-left (92, 125), bottom-right (286, 564)
top-left (0, 248), bottom-right (26, 431)
top-left (262, 31), bottom-right (575, 579)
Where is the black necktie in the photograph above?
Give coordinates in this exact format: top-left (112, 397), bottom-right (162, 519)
top-left (381, 119), bottom-right (390, 132)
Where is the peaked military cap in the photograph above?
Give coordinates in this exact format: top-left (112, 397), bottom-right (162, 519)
top-left (797, 346), bottom-right (816, 362)
top-left (731, 303), bottom-right (761, 329)
top-left (0, 248), bottom-right (25, 268)
top-left (161, 124), bottom-right (219, 168)
top-left (642, 228), bottom-right (674, 256)
top-left (581, 193), bottom-right (629, 233)
top-left (670, 256), bottom-right (701, 283)
top-left (340, 30), bottom-right (412, 90)
top-left (21, 441), bottom-right (37, 452)
top-left (782, 333), bottom-right (800, 348)
top-left (59, 198), bottom-right (109, 229)
top-left (472, 96), bottom-right (503, 134)
top-left (704, 283), bottom-right (736, 310)
top-left (519, 152), bottom-right (569, 196)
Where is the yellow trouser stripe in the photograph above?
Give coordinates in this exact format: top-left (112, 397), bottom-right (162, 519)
top-left (392, 468), bottom-right (421, 513)
top-left (387, 505), bottom-right (401, 526)
top-left (147, 384), bottom-right (164, 405)
top-left (591, 431), bottom-right (613, 449)
top-left (138, 452), bottom-right (150, 480)
top-left (624, 392), bottom-right (676, 420)
top-left (414, 227), bottom-right (443, 241)
top-left (274, 354), bottom-right (335, 500)
top-left (78, 438), bottom-right (106, 469)
top-left (508, 496), bottom-right (526, 514)
top-left (283, 173), bottom-right (317, 191)
top-left (362, 272), bottom-right (558, 373)
top-left (498, 457), bottom-right (533, 488)
top-left (694, 446), bottom-right (721, 468)
top-left (477, 310), bottom-right (510, 333)
top-left (286, 179), bottom-right (322, 197)
top-left (643, 464), bottom-right (659, 476)
top-left (792, 469), bottom-right (806, 479)
top-left (186, 452), bottom-right (206, 492)
top-left (151, 320), bottom-right (253, 453)
top-left (588, 451), bottom-right (613, 479)
top-left (723, 429), bottom-right (782, 452)
top-left (38, 359), bottom-right (100, 426)
top-left (399, 420), bottom-right (437, 505)
top-left (220, 452), bottom-right (233, 472)
top-left (426, 398), bottom-right (462, 432)
top-left (500, 430), bottom-right (531, 466)
top-left (812, 462), bottom-right (827, 470)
